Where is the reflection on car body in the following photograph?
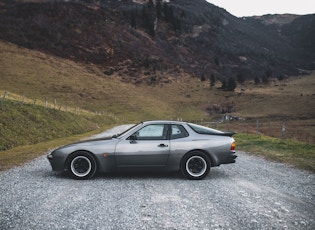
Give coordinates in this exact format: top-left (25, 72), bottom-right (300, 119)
top-left (47, 120), bottom-right (237, 180)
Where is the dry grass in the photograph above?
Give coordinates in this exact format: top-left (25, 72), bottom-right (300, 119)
top-left (1, 40), bottom-right (314, 133)
top-left (0, 41), bottom-right (314, 172)
top-left (233, 74), bottom-right (315, 118)
top-left (235, 133), bottom-right (315, 173)
top-left (0, 129), bottom-right (106, 171)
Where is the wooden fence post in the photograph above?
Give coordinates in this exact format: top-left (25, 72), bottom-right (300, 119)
top-left (1, 91), bottom-right (6, 105)
top-left (256, 119), bottom-right (259, 134)
top-left (21, 95), bottom-right (25, 106)
top-left (282, 121), bottom-right (286, 139)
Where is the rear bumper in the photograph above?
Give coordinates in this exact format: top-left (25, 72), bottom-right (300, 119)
top-left (226, 152), bottom-right (237, 163)
top-left (220, 151), bottom-right (237, 165)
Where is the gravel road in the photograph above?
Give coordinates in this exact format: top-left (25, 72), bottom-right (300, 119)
top-left (1, 126), bottom-right (314, 230)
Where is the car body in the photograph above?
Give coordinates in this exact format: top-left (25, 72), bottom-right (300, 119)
top-left (47, 120), bottom-right (237, 180)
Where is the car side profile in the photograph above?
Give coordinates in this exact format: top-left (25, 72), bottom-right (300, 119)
top-left (47, 120), bottom-right (237, 180)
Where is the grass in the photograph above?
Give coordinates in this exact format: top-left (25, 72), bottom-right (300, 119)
top-left (0, 129), bottom-right (108, 171)
top-left (0, 99), bottom-right (116, 151)
top-left (2, 41), bottom-right (314, 122)
top-left (1, 126), bottom-right (313, 172)
top-left (235, 133), bottom-right (315, 173)
top-left (0, 40), bottom-right (314, 172)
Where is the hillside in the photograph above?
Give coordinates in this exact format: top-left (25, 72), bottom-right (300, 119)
top-left (1, 40), bottom-right (315, 149)
top-left (0, 98), bottom-right (117, 151)
top-left (247, 14), bottom-right (315, 64)
top-left (1, 40), bottom-right (314, 121)
top-left (0, 0), bottom-right (314, 84)
top-left (0, 0), bottom-right (314, 146)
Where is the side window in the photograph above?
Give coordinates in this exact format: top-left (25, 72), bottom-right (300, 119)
top-left (134, 124), bottom-right (168, 140)
top-left (171, 125), bottom-right (189, 139)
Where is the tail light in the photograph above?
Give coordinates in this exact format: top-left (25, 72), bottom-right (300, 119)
top-left (230, 142), bottom-right (236, 151)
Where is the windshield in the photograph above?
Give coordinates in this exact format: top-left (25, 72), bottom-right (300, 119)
top-left (188, 123), bottom-right (224, 135)
top-left (113, 123), bottom-right (141, 138)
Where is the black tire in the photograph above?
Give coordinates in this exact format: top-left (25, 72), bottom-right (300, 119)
top-left (181, 151), bottom-right (211, 180)
top-left (67, 151), bottom-right (97, 180)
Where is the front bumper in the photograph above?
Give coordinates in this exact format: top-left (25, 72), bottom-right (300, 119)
top-left (47, 151), bottom-right (67, 172)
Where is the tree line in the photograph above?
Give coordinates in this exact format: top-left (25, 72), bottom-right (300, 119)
top-left (200, 67), bottom-right (282, 92)
top-left (128, 0), bottom-right (183, 37)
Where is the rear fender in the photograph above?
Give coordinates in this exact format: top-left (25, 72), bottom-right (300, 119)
top-left (181, 149), bottom-right (217, 167)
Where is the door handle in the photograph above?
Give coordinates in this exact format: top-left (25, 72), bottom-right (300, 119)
top-left (158, 144), bottom-right (168, 147)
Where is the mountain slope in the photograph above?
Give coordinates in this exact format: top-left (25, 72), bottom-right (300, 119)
top-left (0, 0), bottom-right (314, 84)
top-left (1, 40), bottom-right (315, 121)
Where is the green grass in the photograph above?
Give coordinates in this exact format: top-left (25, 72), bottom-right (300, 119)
top-left (235, 133), bottom-right (315, 172)
top-left (2, 41), bottom-right (314, 123)
top-left (0, 129), bottom-right (107, 171)
top-left (0, 99), bottom-right (116, 151)
top-left (0, 40), bottom-right (314, 173)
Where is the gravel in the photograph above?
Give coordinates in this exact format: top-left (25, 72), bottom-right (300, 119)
top-left (1, 126), bottom-right (314, 230)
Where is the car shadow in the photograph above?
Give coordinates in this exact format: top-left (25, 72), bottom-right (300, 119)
top-left (45, 169), bottom-right (231, 181)
top-left (96, 171), bottom-right (183, 180)
top-left (206, 168), bottom-right (231, 180)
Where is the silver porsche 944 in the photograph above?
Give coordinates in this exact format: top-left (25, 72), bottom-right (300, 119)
top-left (47, 120), bottom-right (237, 180)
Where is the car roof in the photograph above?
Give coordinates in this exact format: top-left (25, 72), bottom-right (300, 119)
top-left (142, 120), bottom-right (188, 125)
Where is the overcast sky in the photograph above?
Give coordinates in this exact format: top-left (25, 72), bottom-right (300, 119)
top-left (206, 0), bottom-right (315, 17)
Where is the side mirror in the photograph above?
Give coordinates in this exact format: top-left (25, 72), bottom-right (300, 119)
top-left (129, 134), bottom-right (137, 143)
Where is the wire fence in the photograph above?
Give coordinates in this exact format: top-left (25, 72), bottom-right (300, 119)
top-left (1, 90), bottom-right (109, 116)
top-left (2, 90), bottom-right (314, 144)
top-left (200, 117), bottom-right (315, 144)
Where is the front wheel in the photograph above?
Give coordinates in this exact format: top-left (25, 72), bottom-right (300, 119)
top-left (181, 151), bottom-right (211, 180)
top-left (67, 151), bottom-right (97, 180)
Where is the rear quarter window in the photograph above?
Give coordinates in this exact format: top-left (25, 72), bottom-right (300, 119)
top-left (188, 123), bottom-right (224, 135)
top-left (171, 125), bottom-right (189, 139)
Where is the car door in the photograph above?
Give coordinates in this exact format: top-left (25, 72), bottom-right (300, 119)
top-left (115, 124), bottom-right (170, 167)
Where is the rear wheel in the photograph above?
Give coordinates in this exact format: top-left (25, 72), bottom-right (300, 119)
top-left (67, 151), bottom-right (97, 180)
top-left (181, 151), bottom-right (211, 180)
